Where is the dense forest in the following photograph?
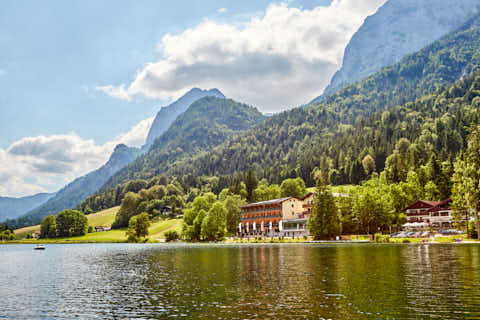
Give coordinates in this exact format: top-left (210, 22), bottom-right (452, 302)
top-left (101, 97), bottom-right (266, 189)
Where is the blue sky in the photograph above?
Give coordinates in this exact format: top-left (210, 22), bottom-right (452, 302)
top-left (0, 0), bottom-right (290, 147)
top-left (0, 0), bottom-right (386, 196)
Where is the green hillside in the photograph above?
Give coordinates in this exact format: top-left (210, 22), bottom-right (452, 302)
top-left (14, 206), bottom-right (120, 239)
top-left (14, 205), bottom-right (182, 242)
top-left (102, 97), bottom-right (265, 189)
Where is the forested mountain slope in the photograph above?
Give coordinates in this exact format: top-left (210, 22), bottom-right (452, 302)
top-left (10, 144), bottom-right (139, 227)
top-left (100, 97), bottom-right (266, 189)
top-left (159, 14), bottom-right (480, 186)
top-left (314, 0), bottom-right (480, 103)
top-left (143, 88), bottom-right (224, 150)
top-left (79, 71), bottom-right (480, 215)
top-left (0, 192), bottom-right (55, 222)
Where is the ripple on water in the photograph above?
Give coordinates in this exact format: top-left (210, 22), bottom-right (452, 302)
top-left (0, 243), bottom-right (480, 319)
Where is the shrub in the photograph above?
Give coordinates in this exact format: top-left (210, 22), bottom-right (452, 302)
top-left (88, 226), bottom-right (94, 233)
top-left (402, 239), bottom-right (411, 244)
top-left (375, 233), bottom-right (390, 243)
top-left (165, 230), bottom-right (180, 242)
top-left (468, 221), bottom-right (478, 239)
top-left (127, 233), bottom-right (139, 243)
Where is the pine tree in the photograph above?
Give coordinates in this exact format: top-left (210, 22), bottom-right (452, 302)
top-left (244, 170), bottom-right (258, 202)
top-left (307, 174), bottom-right (341, 240)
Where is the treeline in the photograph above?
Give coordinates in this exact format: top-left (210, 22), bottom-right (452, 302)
top-left (111, 178), bottom-right (186, 229)
top-left (310, 124), bottom-right (480, 240)
top-left (0, 222), bottom-right (15, 240)
top-left (40, 210), bottom-right (88, 238)
top-left (310, 166), bottom-right (448, 237)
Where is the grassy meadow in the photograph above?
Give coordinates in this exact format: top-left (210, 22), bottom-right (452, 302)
top-left (13, 206), bottom-right (182, 243)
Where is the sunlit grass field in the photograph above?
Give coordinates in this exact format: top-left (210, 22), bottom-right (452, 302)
top-left (13, 206), bottom-right (182, 242)
top-left (14, 206), bottom-right (120, 239)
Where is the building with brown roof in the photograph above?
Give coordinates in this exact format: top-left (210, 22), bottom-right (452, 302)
top-left (404, 199), bottom-right (453, 229)
top-left (240, 197), bottom-right (307, 236)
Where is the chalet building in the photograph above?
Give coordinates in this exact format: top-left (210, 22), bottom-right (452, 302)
top-left (95, 226), bottom-right (111, 232)
top-left (300, 192), bottom-right (349, 219)
top-left (300, 192), bottom-right (315, 219)
top-left (240, 197), bottom-right (308, 237)
top-left (404, 199), bottom-right (453, 229)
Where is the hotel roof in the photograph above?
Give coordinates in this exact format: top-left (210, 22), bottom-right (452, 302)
top-left (241, 197), bottom-right (292, 208)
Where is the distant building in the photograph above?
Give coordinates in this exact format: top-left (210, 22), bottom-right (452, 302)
top-left (95, 226), bottom-right (111, 232)
top-left (404, 199), bottom-right (453, 229)
top-left (161, 206), bottom-right (172, 216)
top-left (32, 230), bottom-right (41, 239)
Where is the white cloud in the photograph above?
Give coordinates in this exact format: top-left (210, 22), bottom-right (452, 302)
top-left (0, 116), bottom-right (154, 197)
top-left (217, 8), bottom-right (227, 14)
top-left (114, 116), bottom-right (154, 147)
top-left (97, 0), bottom-right (387, 111)
top-left (95, 84), bottom-right (131, 101)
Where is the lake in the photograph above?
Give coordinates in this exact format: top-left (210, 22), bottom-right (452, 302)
top-left (0, 243), bottom-right (479, 319)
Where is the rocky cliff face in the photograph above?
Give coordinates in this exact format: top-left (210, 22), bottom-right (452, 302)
top-left (143, 88), bottom-right (225, 150)
top-left (311, 0), bottom-right (480, 104)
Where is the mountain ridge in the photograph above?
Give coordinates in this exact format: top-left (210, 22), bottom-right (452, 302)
top-left (143, 88), bottom-right (225, 151)
top-left (311, 0), bottom-right (480, 104)
top-left (0, 192), bottom-right (55, 222)
top-left (99, 96), bottom-right (266, 191)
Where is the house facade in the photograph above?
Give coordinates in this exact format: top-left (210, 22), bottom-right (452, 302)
top-left (300, 192), bottom-right (315, 219)
top-left (404, 199), bottom-right (453, 229)
top-left (240, 197), bottom-right (309, 237)
top-left (95, 226), bottom-right (111, 232)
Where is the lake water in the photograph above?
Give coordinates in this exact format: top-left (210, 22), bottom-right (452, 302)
top-left (1, 243), bottom-right (480, 319)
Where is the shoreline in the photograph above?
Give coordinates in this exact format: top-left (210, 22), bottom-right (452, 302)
top-left (2, 238), bottom-right (479, 245)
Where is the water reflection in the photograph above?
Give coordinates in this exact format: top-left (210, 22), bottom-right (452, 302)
top-left (0, 243), bottom-right (480, 319)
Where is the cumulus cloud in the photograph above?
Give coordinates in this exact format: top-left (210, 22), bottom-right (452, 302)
top-left (0, 116), bottom-right (154, 197)
top-left (96, 0), bottom-right (387, 111)
top-left (95, 84), bottom-right (131, 101)
top-left (114, 116), bottom-right (154, 147)
top-left (217, 8), bottom-right (227, 14)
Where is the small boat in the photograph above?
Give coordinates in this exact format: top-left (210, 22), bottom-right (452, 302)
top-left (34, 244), bottom-right (45, 250)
